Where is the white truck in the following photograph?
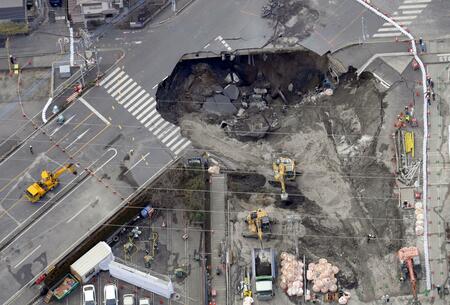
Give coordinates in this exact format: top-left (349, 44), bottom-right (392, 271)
top-left (70, 241), bottom-right (114, 283)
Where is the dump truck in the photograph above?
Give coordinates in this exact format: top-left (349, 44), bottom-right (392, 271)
top-left (44, 274), bottom-right (79, 303)
top-left (252, 248), bottom-right (276, 300)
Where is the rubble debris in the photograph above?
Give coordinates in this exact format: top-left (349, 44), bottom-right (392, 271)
top-left (202, 94), bottom-right (237, 116)
top-left (223, 84), bottom-right (239, 100)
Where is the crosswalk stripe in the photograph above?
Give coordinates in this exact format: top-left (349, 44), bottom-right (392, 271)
top-left (141, 109), bottom-right (158, 124)
top-left (373, 32), bottom-right (403, 37)
top-left (114, 81), bottom-right (137, 100)
top-left (161, 127), bottom-right (180, 143)
top-left (398, 4), bottom-right (427, 9)
top-left (132, 98), bottom-right (153, 116)
top-left (136, 101), bottom-right (155, 120)
top-left (166, 134), bottom-right (180, 147)
top-left (170, 137), bottom-right (188, 151)
top-left (403, 0), bottom-right (431, 3)
top-left (119, 86), bottom-right (141, 105)
top-left (103, 71), bottom-right (125, 89)
top-left (145, 114), bottom-right (161, 128)
top-left (107, 74), bottom-right (129, 93)
top-left (153, 121), bottom-right (170, 136)
top-left (157, 125), bottom-right (174, 139)
top-left (174, 140), bottom-right (191, 156)
top-left (402, 10), bottom-right (422, 14)
top-left (124, 90), bottom-right (145, 108)
top-left (149, 118), bottom-right (165, 131)
top-left (378, 27), bottom-right (401, 32)
top-left (128, 93), bottom-right (149, 112)
top-left (111, 78), bottom-right (134, 97)
top-left (99, 67), bottom-right (121, 86)
top-left (383, 21), bottom-right (412, 26)
top-left (393, 15), bottom-right (417, 20)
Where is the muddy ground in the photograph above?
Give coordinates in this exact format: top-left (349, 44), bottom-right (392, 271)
top-left (156, 50), bottom-right (407, 302)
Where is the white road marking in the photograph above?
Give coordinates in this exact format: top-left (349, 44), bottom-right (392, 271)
top-left (227, 47), bottom-right (232, 51)
top-left (157, 125), bottom-right (174, 139)
top-left (170, 137), bottom-right (188, 151)
top-left (402, 10), bottom-right (422, 14)
top-left (152, 83), bottom-right (159, 89)
top-left (403, 0), bottom-right (431, 3)
top-left (128, 93), bottom-right (150, 112)
top-left (122, 152), bottom-right (150, 175)
top-left (65, 129), bottom-right (90, 150)
top-left (79, 97), bottom-right (111, 125)
top-left (398, 4), bottom-right (428, 9)
top-left (124, 90), bottom-right (146, 108)
top-left (372, 73), bottom-right (390, 88)
top-left (153, 120), bottom-right (170, 135)
top-left (119, 86), bottom-right (141, 105)
top-left (373, 32), bottom-right (403, 37)
top-left (161, 127), bottom-right (180, 143)
top-left (49, 115), bottom-right (75, 136)
top-left (114, 81), bottom-right (137, 98)
top-left (174, 140), bottom-right (191, 156)
top-left (162, 75), bottom-right (169, 81)
top-left (215, 35), bottom-right (223, 41)
top-left (378, 27), bottom-right (401, 32)
top-left (149, 117), bottom-right (165, 131)
top-left (203, 43), bottom-right (210, 49)
top-left (99, 67), bottom-right (121, 86)
top-left (14, 245), bottom-right (41, 268)
top-left (66, 201), bottom-right (93, 223)
top-left (132, 41), bottom-right (142, 44)
top-left (136, 101), bottom-right (155, 119)
top-left (103, 71), bottom-right (125, 89)
top-left (107, 74), bottom-right (130, 94)
top-left (383, 21), bottom-right (412, 26)
top-left (166, 134), bottom-right (180, 147)
top-left (140, 109), bottom-right (158, 124)
top-left (132, 98), bottom-right (153, 116)
top-left (111, 78), bottom-right (134, 97)
top-left (393, 15), bottom-right (417, 20)
top-left (144, 114), bottom-right (161, 127)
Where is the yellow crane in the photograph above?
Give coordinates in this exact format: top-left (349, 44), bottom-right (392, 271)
top-left (244, 209), bottom-right (271, 242)
top-left (272, 157), bottom-right (296, 200)
top-left (25, 163), bottom-right (77, 203)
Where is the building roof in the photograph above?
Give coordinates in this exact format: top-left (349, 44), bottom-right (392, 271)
top-left (0, 0), bottom-right (24, 9)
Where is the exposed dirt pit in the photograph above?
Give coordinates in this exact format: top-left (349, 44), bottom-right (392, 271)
top-left (156, 50), bottom-right (407, 302)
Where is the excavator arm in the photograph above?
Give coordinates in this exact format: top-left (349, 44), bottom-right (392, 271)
top-left (53, 163), bottom-right (76, 179)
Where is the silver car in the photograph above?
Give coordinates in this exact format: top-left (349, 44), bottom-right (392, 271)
top-left (82, 285), bottom-right (97, 305)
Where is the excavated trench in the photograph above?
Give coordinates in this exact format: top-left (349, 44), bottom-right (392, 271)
top-left (156, 50), bottom-right (404, 301)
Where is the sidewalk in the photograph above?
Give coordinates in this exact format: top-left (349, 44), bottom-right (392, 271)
top-left (209, 174), bottom-right (228, 305)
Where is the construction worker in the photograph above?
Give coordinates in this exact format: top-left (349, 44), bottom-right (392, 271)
top-left (29, 145), bottom-right (34, 154)
top-left (432, 91), bottom-right (436, 101)
top-left (9, 55), bottom-right (15, 65)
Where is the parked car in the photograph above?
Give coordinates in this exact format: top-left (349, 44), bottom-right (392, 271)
top-left (82, 285), bottom-right (97, 305)
top-left (123, 294), bottom-right (135, 305)
top-left (103, 284), bottom-right (118, 305)
top-left (49, 0), bottom-right (62, 7)
top-left (139, 298), bottom-right (150, 305)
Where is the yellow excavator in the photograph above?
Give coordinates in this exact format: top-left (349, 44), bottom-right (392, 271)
top-left (243, 209), bottom-right (272, 242)
top-left (272, 157), bottom-right (296, 201)
top-left (25, 163), bottom-right (77, 203)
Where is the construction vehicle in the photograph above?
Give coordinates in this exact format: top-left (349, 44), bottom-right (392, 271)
top-left (241, 267), bottom-right (252, 299)
top-left (272, 157), bottom-right (296, 201)
top-left (25, 163), bottom-right (77, 203)
top-left (398, 247), bottom-right (421, 299)
top-left (252, 248), bottom-right (276, 301)
top-left (242, 209), bottom-right (272, 242)
top-left (144, 232), bottom-right (159, 268)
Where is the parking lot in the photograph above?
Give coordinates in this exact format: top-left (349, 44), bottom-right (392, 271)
top-left (36, 198), bottom-right (205, 305)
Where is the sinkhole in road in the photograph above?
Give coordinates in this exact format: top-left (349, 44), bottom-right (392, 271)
top-left (154, 49), bottom-right (410, 300)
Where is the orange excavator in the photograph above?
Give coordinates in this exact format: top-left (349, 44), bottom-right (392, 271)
top-left (398, 247), bottom-right (420, 299)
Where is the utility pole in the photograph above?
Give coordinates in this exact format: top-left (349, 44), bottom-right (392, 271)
top-left (6, 37), bottom-right (11, 72)
top-left (171, 0), bottom-right (176, 12)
